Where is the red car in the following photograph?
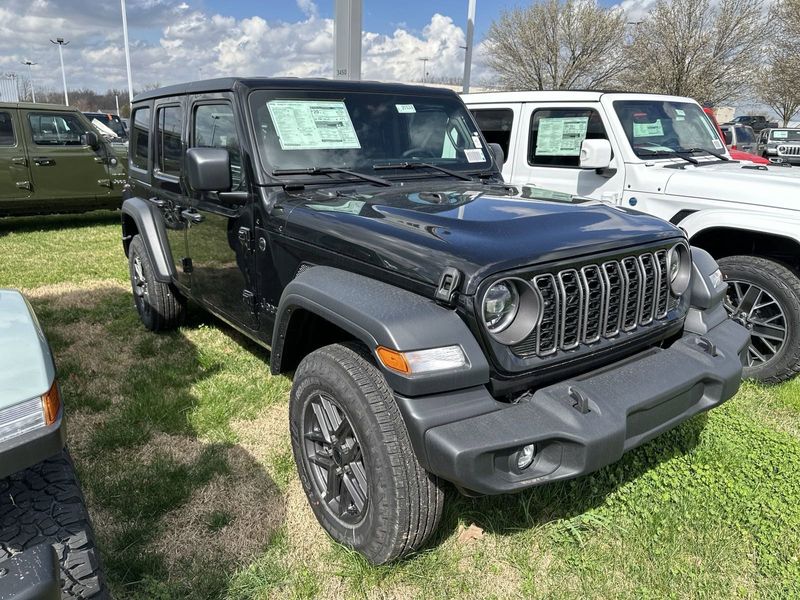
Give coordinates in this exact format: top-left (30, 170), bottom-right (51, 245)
top-left (703, 108), bottom-right (770, 164)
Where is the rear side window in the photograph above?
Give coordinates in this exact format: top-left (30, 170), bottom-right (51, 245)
top-left (528, 108), bottom-right (608, 167)
top-left (156, 105), bottom-right (183, 176)
top-left (471, 109), bottom-right (513, 158)
top-left (130, 107), bottom-right (150, 170)
top-left (193, 103), bottom-right (243, 189)
top-left (0, 111), bottom-right (14, 146)
top-left (27, 112), bottom-right (86, 146)
top-left (721, 128), bottom-right (732, 145)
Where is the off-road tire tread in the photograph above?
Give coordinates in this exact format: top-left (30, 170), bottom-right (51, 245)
top-left (0, 450), bottom-right (108, 599)
top-left (718, 255), bottom-right (800, 384)
top-left (128, 234), bottom-right (184, 331)
top-left (292, 343), bottom-right (444, 564)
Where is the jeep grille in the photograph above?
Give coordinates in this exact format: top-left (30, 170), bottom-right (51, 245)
top-left (511, 249), bottom-right (677, 358)
top-left (778, 145), bottom-right (800, 157)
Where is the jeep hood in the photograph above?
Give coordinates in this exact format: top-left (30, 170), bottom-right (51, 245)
top-left (663, 161), bottom-right (800, 211)
top-left (282, 183), bottom-right (681, 293)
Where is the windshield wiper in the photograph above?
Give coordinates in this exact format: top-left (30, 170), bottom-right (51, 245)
top-left (272, 167), bottom-right (392, 187)
top-left (682, 148), bottom-right (731, 161)
top-left (373, 161), bottom-right (473, 181)
top-left (636, 150), bottom-right (699, 165)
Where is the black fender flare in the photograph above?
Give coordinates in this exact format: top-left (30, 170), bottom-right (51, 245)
top-left (271, 266), bottom-right (490, 397)
top-left (120, 197), bottom-right (176, 283)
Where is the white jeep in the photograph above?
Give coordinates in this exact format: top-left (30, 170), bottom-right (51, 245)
top-left (464, 91), bottom-right (800, 383)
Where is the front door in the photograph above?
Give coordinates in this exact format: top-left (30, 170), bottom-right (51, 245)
top-left (511, 104), bottom-right (625, 201)
top-left (0, 110), bottom-right (32, 210)
top-left (184, 98), bottom-right (257, 331)
top-left (21, 109), bottom-right (112, 207)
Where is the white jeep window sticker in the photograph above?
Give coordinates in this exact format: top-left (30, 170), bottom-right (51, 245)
top-left (267, 100), bottom-right (361, 150)
top-left (633, 120), bottom-right (664, 138)
top-left (712, 139), bottom-right (724, 149)
top-left (464, 148), bottom-right (485, 163)
top-left (536, 116), bottom-right (589, 156)
top-left (396, 104), bottom-right (416, 114)
top-left (773, 131), bottom-right (789, 139)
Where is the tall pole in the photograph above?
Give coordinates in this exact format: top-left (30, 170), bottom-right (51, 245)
top-left (22, 60), bottom-right (36, 103)
top-left (462, 0), bottom-right (476, 93)
top-left (121, 0), bottom-right (134, 109)
top-left (50, 38), bottom-right (69, 105)
top-left (334, 0), bottom-right (362, 80)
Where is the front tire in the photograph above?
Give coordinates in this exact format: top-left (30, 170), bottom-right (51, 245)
top-left (128, 234), bottom-right (184, 331)
top-left (289, 343), bottom-right (444, 564)
top-left (718, 255), bottom-right (800, 383)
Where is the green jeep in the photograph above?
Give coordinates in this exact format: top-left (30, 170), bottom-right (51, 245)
top-left (0, 103), bottom-right (127, 217)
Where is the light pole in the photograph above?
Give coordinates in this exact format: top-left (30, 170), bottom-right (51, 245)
top-left (418, 57), bottom-right (429, 84)
top-left (21, 60), bottom-right (36, 102)
top-left (50, 37), bottom-right (69, 105)
top-left (462, 0), bottom-right (476, 93)
top-left (120, 0), bottom-right (134, 110)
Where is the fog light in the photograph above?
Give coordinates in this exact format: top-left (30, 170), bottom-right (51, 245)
top-left (517, 444), bottom-right (536, 470)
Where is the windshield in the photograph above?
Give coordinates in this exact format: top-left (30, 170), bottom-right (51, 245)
top-left (614, 100), bottom-right (726, 158)
top-left (249, 89), bottom-right (491, 179)
top-left (771, 129), bottom-right (800, 142)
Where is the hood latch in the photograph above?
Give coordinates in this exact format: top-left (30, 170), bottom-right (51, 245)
top-left (435, 267), bottom-right (461, 307)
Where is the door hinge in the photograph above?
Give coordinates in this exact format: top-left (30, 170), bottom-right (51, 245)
top-left (242, 289), bottom-right (256, 314)
top-left (181, 257), bottom-right (193, 274)
top-left (434, 267), bottom-right (461, 307)
top-left (238, 227), bottom-right (253, 251)
top-left (15, 181), bottom-right (31, 191)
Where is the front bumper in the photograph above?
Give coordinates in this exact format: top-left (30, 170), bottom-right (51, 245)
top-left (396, 317), bottom-right (748, 495)
top-left (0, 413), bottom-right (64, 480)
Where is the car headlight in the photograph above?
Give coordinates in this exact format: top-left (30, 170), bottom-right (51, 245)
top-left (667, 244), bottom-right (691, 296)
top-left (482, 278), bottom-right (540, 345)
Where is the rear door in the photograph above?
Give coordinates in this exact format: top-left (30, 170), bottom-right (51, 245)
top-left (0, 109), bottom-right (33, 209)
top-left (22, 109), bottom-right (112, 206)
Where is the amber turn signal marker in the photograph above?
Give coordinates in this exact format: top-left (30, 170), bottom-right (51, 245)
top-left (376, 347), bottom-right (410, 374)
top-left (42, 381), bottom-right (61, 426)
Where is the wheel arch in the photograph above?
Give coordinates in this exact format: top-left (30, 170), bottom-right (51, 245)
top-left (271, 266), bottom-right (490, 397)
top-left (120, 197), bottom-right (175, 282)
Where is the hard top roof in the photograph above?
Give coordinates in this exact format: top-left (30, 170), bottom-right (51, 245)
top-left (461, 90), bottom-right (695, 103)
top-left (133, 77), bottom-right (458, 103)
top-left (0, 101), bottom-right (80, 111)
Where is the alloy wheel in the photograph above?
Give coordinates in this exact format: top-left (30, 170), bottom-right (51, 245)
top-left (724, 279), bottom-right (788, 367)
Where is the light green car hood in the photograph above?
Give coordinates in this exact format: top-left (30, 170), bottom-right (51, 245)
top-left (0, 290), bottom-right (55, 409)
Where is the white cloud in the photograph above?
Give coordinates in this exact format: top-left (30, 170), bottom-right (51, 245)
top-left (0, 0), bottom-right (486, 96)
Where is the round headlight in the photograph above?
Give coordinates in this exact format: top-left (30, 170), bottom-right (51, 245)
top-left (482, 278), bottom-right (541, 345)
top-left (483, 281), bottom-right (519, 333)
top-left (667, 244), bottom-right (691, 296)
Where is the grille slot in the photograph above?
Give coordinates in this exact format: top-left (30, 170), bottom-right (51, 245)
top-left (511, 248), bottom-right (677, 358)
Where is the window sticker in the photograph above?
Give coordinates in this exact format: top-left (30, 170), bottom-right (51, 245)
top-left (712, 139), bottom-right (723, 149)
top-left (633, 120), bottom-right (664, 137)
top-left (396, 104), bottom-right (416, 114)
top-left (267, 100), bottom-right (361, 150)
top-left (536, 116), bottom-right (589, 156)
top-left (773, 130), bottom-right (789, 139)
top-left (464, 148), bottom-right (485, 163)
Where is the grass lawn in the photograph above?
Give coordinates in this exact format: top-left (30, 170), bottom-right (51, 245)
top-left (1, 212), bottom-right (799, 599)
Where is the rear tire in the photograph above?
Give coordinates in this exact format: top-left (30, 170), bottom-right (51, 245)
top-left (718, 255), bottom-right (800, 383)
top-left (289, 343), bottom-right (445, 564)
top-left (128, 234), bottom-right (184, 331)
top-left (0, 450), bottom-right (108, 599)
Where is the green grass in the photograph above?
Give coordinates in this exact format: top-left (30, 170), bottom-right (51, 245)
top-left (1, 212), bottom-right (799, 599)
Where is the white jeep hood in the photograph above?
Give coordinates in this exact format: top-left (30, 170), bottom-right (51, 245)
top-left (663, 161), bottom-right (800, 211)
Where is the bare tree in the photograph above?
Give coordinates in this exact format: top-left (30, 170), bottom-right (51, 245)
top-left (485, 0), bottom-right (628, 91)
top-left (622, 0), bottom-right (766, 105)
top-left (759, 0), bottom-right (800, 125)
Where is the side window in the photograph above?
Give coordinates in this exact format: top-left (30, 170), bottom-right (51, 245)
top-left (0, 112), bottom-right (14, 146)
top-left (471, 109), bottom-right (513, 158)
top-left (721, 128), bottom-right (732, 145)
top-left (528, 108), bottom-right (608, 168)
top-left (27, 112), bottom-right (85, 146)
top-left (193, 104), bottom-right (243, 189)
top-left (130, 107), bottom-right (150, 170)
top-left (156, 105), bottom-right (183, 177)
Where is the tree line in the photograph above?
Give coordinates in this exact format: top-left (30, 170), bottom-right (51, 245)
top-left (485, 0), bottom-right (800, 125)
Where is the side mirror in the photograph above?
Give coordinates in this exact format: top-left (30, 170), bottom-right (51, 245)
top-left (580, 139), bottom-right (612, 170)
top-left (488, 142), bottom-right (505, 166)
top-left (81, 131), bottom-right (100, 151)
top-left (186, 147), bottom-right (231, 192)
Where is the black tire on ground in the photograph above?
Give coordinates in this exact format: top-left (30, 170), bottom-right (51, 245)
top-left (0, 450), bottom-right (108, 599)
top-left (718, 255), bottom-right (800, 384)
top-left (128, 234), bottom-right (184, 331)
top-left (290, 342), bottom-right (445, 564)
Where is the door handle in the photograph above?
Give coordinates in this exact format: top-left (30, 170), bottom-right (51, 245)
top-left (181, 209), bottom-right (204, 224)
top-left (11, 157), bottom-right (27, 166)
top-left (33, 157), bottom-right (54, 166)
top-left (16, 181), bottom-right (31, 190)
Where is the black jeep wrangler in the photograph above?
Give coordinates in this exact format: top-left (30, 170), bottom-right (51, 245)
top-left (120, 78), bottom-right (749, 564)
